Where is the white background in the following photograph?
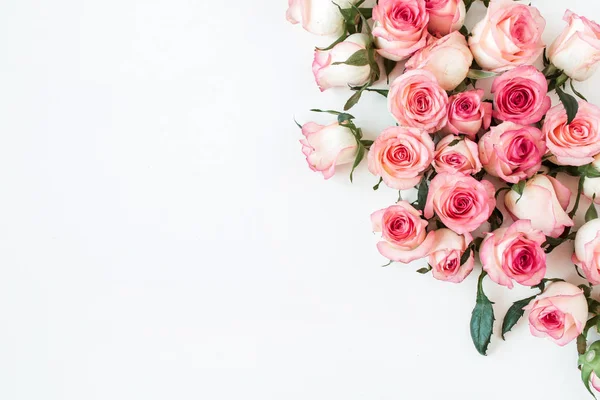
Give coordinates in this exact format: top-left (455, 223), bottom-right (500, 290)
top-left (1, 0), bottom-right (600, 399)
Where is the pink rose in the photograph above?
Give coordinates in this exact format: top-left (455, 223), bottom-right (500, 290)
top-left (371, 201), bottom-right (435, 263)
top-left (405, 32), bottom-right (473, 91)
top-left (388, 69), bottom-right (448, 133)
top-left (504, 175), bottom-right (574, 238)
top-left (312, 34), bottom-right (373, 92)
top-left (373, 0), bottom-right (429, 61)
top-left (424, 173), bottom-right (496, 235)
top-left (573, 219), bottom-right (600, 285)
top-left (441, 89), bottom-right (492, 140)
top-left (367, 126), bottom-right (435, 190)
top-left (491, 65), bottom-right (551, 125)
top-left (300, 122), bottom-right (358, 179)
top-left (525, 282), bottom-right (588, 346)
top-left (478, 122), bottom-right (546, 184)
top-left (286, 0), bottom-right (359, 36)
top-left (543, 101), bottom-right (600, 167)
top-left (548, 10), bottom-right (600, 82)
top-left (427, 229), bottom-right (474, 283)
top-left (468, 0), bottom-right (546, 72)
top-left (425, 0), bottom-right (466, 37)
top-left (432, 135), bottom-right (482, 175)
top-left (480, 220), bottom-right (546, 289)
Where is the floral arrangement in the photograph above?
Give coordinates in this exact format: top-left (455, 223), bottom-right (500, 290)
top-left (288, 0), bottom-right (600, 395)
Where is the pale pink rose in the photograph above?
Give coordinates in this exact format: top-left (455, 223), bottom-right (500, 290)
top-left (524, 282), bottom-right (588, 346)
top-left (405, 32), bottom-right (473, 91)
top-left (491, 65), bottom-right (551, 125)
top-left (504, 175), bottom-right (574, 238)
top-left (425, 0), bottom-right (466, 37)
top-left (300, 122), bottom-right (358, 179)
top-left (468, 0), bottom-right (546, 72)
top-left (427, 229), bottom-right (474, 283)
top-left (286, 0), bottom-right (359, 36)
top-left (371, 201), bottom-right (435, 263)
top-left (480, 220), bottom-right (546, 289)
top-left (592, 373), bottom-right (600, 393)
top-left (441, 89), bottom-right (492, 140)
top-left (373, 0), bottom-right (429, 61)
top-left (424, 173), bottom-right (496, 235)
top-left (573, 219), bottom-right (600, 285)
top-left (478, 122), bottom-right (546, 184)
top-left (312, 34), bottom-right (373, 92)
top-left (388, 69), bottom-right (448, 133)
top-left (543, 101), bottom-right (600, 167)
top-left (367, 126), bottom-right (435, 190)
top-left (583, 154), bottom-right (600, 204)
top-left (548, 10), bottom-right (600, 81)
top-left (432, 135), bottom-right (482, 175)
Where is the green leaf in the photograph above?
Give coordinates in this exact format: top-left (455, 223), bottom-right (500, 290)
top-left (360, 139), bottom-right (374, 148)
top-left (488, 207), bottom-right (504, 231)
top-left (470, 271), bottom-right (495, 356)
top-left (364, 88), bottom-right (389, 97)
top-left (416, 265), bottom-right (432, 274)
top-left (464, 0), bottom-right (475, 12)
top-left (587, 203), bottom-right (599, 223)
top-left (448, 139), bottom-right (461, 147)
top-left (415, 176), bottom-right (429, 212)
top-left (467, 69), bottom-right (498, 80)
top-left (495, 187), bottom-right (511, 198)
top-left (543, 48), bottom-right (549, 67)
top-left (310, 109), bottom-right (348, 116)
top-left (482, 0), bottom-right (490, 7)
top-left (580, 284), bottom-right (593, 299)
top-left (357, 7), bottom-right (372, 20)
top-left (294, 118), bottom-right (302, 129)
top-left (460, 246), bottom-right (472, 266)
top-left (344, 86), bottom-right (366, 111)
top-left (571, 80), bottom-right (588, 101)
top-left (459, 25), bottom-right (469, 37)
top-left (579, 334), bottom-right (589, 355)
top-left (337, 113), bottom-right (355, 124)
top-left (332, 49), bottom-right (369, 66)
top-left (349, 143), bottom-right (365, 182)
top-left (381, 260), bottom-right (394, 267)
top-left (581, 365), bottom-right (597, 398)
top-left (556, 84), bottom-right (579, 124)
top-left (373, 177), bottom-right (383, 191)
top-left (502, 295), bottom-right (536, 340)
top-left (316, 32), bottom-right (348, 51)
top-left (384, 58), bottom-right (396, 84)
top-left (580, 164), bottom-right (600, 179)
top-left (512, 180), bottom-right (526, 203)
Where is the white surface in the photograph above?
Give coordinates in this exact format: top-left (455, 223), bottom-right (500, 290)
top-left (1, 1), bottom-right (600, 399)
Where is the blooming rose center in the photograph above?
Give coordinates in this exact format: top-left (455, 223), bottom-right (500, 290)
top-left (506, 134), bottom-right (535, 164)
top-left (540, 309), bottom-right (565, 331)
top-left (410, 90), bottom-right (433, 114)
top-left (391, 5), bottom-right (415, 25)
top-left (510, 12), bottom-right (536, 44)
top-left (505, 85), bottom-right (534, 112)
top-left (424, 0), bottom-right (447, 11)
top-left (385, 214), bottom-right (415, 242)
top-left (443, 254), bottom-right (459, 272)
top-left (448, 191), bottom-right (474, 215)
top-left (386, 143), bottom-right (414, 166)
top-left (439, 152), bottom-right (467, 168)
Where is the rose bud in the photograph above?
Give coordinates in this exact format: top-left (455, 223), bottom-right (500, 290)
top-left (368, 126), bottom-right (435, 190)
top-left (312, 34), bottom-right (373, 92)
top-left (504, 175), bottom-right (574, 238)
top-left (573, 218), bottom-right (600, 285)
top-left (491, 65), bottom-right (551, 125)
top-left (286, 0), bottom-right (360, 36)
top-left (441, 89), bottom-right (492, 140)
top-left (432, 135), bottom-right (482, 176)
top-left (371, 201), bottom-right (435, 263)
top-left (405, 32), bottom-right (473, 91)
top-left (525, 282), bottom-right (588, 346)
top-left (478, 122), bottom-right (546, 184)
top-left (548, 10), bottom-right (600, 81)
top-left (373, 0), bottom-right (429, 61)
top-left (424, 173), bottom-right (496, 235)
top-left (480, 220), bottom-right (546, 289)
top-left (469, 0), bottom-right (546, 72)
top-left (427, 229), bottom-right (474, 283)
top-left (543, 101), bottom-right (600, 167)
top-left (583, 155), bottom-right (600, 204)
top-left (388, 69), bottom-right (448, 133)
top-left (425, 0), bottom-right (466, 37)
top-left (299, 122), bottom-right (358, 179)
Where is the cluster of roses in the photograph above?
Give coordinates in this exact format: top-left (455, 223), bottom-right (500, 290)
top-left (289, 0), bottom-right (600, 395)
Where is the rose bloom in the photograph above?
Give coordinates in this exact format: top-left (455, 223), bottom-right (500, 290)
top-left (312, 34), bottom-right (373, 92)
top-left (424, 173), bottom-right (496, 235)
top-left (543, 101), bottom-right (600, 167)
top-left (468, 0), bottom-right (545, 72)
top-left (300, 122), bottom-right (358, 179)
top-left (441, 89), bottom-right (492, 140)
top-left (478, 122), bottom-right (546, 184)
top-left (573, 218), bottom-right (600, 285)
top-left (367, 126), bottom-right (435, 190)
top-left (548, 10), bottom-right (600, 82)
top-left (524, 282), bottom-right (588, 346)
top-left (425, 0), bottom-right (466, 37)
top-left (432, 135), bottom-right (482, 175)
top-left (491, 65), bottom-right (551, 125)
top-left (405, 32), bottom-right (473, 91)
top-left (286, 0), bottom-right (359, 36)
top-left (480, 220), bottom-right (546, 289)
top-left (427, 229), bottom-right (474, 283)
top-left (388, 69), bottom-right (448, 133)
top-left (373, 0), bottom-right (429, 61)
top-left (583, 154), bottom-right (600, 204)
top-left (371, 201), bottom-right (435, 263)
top-left (504, 175), bottom-right (574, 238)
